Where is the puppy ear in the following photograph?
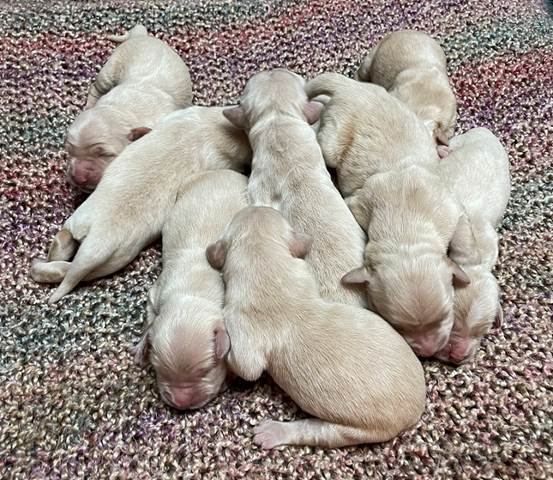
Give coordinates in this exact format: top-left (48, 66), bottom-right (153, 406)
top-left (289, 232), bottom-right (312, 258)
top-left (127, 127), bottom-right (152, 141)
top-left (447, 258), bottom-right (471, 286)
top-left (342, 266), bottom-right (371, 285)
top-left (494, 304), bottom-right (504, 329)
top-left (303, 101), bottom-right (324, 124)
top-left (223, 106), bottom-right (248, 129)
top-left (206, 240), bottom-right (228, 270)
top-left (214, 327), bottom-right (231, 360)
top-left (132, 327), bottom-right (151, 366)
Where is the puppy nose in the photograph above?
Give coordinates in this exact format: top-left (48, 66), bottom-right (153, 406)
top-left (71, 168), bottom-right (90, 187)
top-left (165, 387), bottom-right (201, 410)
top-left (413, 338), bottom-right (440, 358)
top-left (449, 345), bottom-right (470, 364)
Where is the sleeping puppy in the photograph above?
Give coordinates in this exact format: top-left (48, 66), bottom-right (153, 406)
top-left (66, 24), bottom-right (192, 191)
top-left (305, 72), bottom-right (438, 198)
top-left (31, 107), bottom-right (251, 303)
top-left (356, 30), bottom-right (456, 155)
top-left (133, 170), bottom-right (248, 410)
top-left (223, 69), bottom-right (367, 307)
top-left (206, 206), bottom-right (425, 449)
top-left (342, 164), bottom-right (472, 358)
top-left (434, 128), bottom-right (511, 364)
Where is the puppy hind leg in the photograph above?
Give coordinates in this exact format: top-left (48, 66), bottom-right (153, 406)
top-left (253, 418), bottom-right (392, 449)
top-left (85, 56), bottom-right (122, 108)
top-left (47, 228), bottom-right (79, 261)
top-left (30, 259), bottom-right (71, 283)
top-left (48, 245), bottom-right (113, 303)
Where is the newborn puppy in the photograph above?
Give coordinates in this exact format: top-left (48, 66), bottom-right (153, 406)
top-left (133, 170), bottom-right (248, 410)
top-left (223, 69), bottom-right (367, 307)
top-left (342, 164), bottom-right (472, 357)
top-left (206, 206), bottom-right (425, 448)
top-left (31, 106), bottom-right (251, 303)
top-left (356, 30), bottom-right (456, 154)
top-left (305, 72), bottom-right (438, 198)
top-left (66, 24), bottom-right (192, 191)
top-left (434, 128), bottom-right (511, 364)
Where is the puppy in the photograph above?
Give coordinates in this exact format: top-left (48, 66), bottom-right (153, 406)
top-left (356, 30), bottom-right (456, 154)
top-left (206, 206), bottom-right (425, 449)
top-left (305, 72), bottom-right (438, 198)
top-left (433, 128), bottom-right (511, 364)
top-left (133, 170), bottom-right (248, 410)
top-left (31, 107), bottom-right (251, 303)
top-left (223, 70), bottom-right (367, 307)
top-left (342, 164), bottom-right (473, 357)
top-left (66, 24), bottom-right (192, 191)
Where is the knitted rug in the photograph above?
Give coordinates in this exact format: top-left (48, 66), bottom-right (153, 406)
top-left (1, 1), bottom-right (552, 478)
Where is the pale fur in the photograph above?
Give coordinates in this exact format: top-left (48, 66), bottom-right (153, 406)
top-left (134, 170), bottom-right (248, 410)
top-left (345, 164), bottom-right (473, 357)
top-left (305, 72), bottom-right (438, 197)
top-left (434, 128), bottom-right (511, 363)
top-left (66, 24), bottom-right (192, 191)
top-left (31, 107), bottom-right (251, 303)
top-left (209, 206), bottom-right (425, 449)
top-left (356, 30), bottom-right (457, 143)
top-left (226, 69), bottom-right (367, 307)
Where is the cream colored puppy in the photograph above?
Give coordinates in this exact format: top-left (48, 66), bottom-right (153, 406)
top-left (133, 170), bottom-right (248, 410)
top-left (356, 30), bottom-right (456, 154)
top-left (31, 107), bottom-right (251, 303)
top-left (305, 72), bottom-right (438, 198)
top-left (66, 24), bottom-right (192, 191)
top-left (222, 69), bottom-right (367, 307)
top-left (433, 128), bottom-right (511, 364)
top-left (206, 206), bottom-right (425, 449)
top-left (342, 164), bottom-right (472, 358)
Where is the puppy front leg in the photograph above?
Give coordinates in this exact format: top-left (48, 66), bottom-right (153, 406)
top-left (85, 56), bottom-right (121, 108)
top-left (345, 194), bottom-right (370, 230)
top-left (253, 418), bottom-right (392, 449)
top-left (225, 323), bottom-right (266, 382)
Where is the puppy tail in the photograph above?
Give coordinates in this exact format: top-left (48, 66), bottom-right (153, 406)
top-left (48, 244), bottom-right (112, 304)
top-left (305, 73), bottom-right (350, 100)
top-left (108, 24), bottom-right (148, 43)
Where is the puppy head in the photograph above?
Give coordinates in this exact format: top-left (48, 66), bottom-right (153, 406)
top-left (343, 254), bottom-right (469, 357)
top-left (222, 69), bottom-right (323, 130)
top-left (134, 297), bottom-right (231, 410)
top-left (435, 267), bottom-right (502, 364)
top-left (65, 109), bottom-right (130, 191)
top-left (206, 206), bottom-right (312, 272)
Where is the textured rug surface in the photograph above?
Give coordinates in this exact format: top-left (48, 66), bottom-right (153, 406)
top-left (1, 0), bottom-right (552, 478)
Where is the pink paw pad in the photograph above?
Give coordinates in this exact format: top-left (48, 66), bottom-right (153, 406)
top-left (437, 145), bottom-right (450, 158)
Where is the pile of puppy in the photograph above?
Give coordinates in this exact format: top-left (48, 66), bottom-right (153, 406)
top-left (31, 26), bottom-right (511, 449)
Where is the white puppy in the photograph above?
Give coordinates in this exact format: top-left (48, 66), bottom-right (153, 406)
top-left (434, 128), bottom-right (511, 364)
top-left (223, 69), bottom-right (367, 307)
top-left (133, 170), bottom-right (248, 410)
top-left (305, 72), bottom-right (438, 198)
top-left (31, 107), bottom-right (251, 303)
top-left (356, 30), bottom-right (456, 154)
top-left (342, 164), bottom-right (473, 357)
top-left (66, 25), bottom-right (192, 191)
top-left (206, 206), bottom-right (425, 449)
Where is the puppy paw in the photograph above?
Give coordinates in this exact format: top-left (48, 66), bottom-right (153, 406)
top-left (253, 420), bottom-right (289, 449)
top-left (437, 145), bottom-right (450, 159)
top-left (30, 258), bottom-right (49, 281)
